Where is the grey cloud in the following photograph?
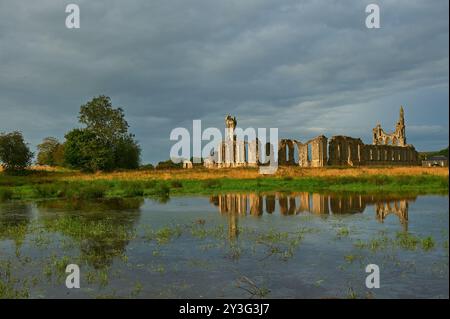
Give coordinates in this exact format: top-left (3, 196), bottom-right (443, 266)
top-left (0, 0), bottom-right (448, 163)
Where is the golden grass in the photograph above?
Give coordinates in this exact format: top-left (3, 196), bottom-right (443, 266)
top-left (44, 166), bottom-right (449, 182)
top-left (1, 165), bottom-right (447, 182)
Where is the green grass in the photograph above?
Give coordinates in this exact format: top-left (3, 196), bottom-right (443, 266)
top-left (0, 172), bottom-right (447, 201)
top-left (144, 225), bottom-right (182, 244)
top-left (421, 237), bottom-right (436, 251)
top-left (336, 227), bottom-right (350, 238)
top-left (354, 232), bottom-right (437, 252)
top-left (172, 175), bottom-right (448, 195)
top-left (0, 260), bottom-right (30, 298)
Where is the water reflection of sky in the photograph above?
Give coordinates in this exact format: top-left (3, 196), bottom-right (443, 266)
top-left (0, 194), bottom-right (448, 298)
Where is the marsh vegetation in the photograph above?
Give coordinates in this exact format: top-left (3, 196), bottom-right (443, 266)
top-left (0, 192), bottom-right (448, 299)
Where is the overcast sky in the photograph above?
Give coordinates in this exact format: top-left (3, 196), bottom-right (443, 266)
top-left (0, 0), bottom-right (448, 164)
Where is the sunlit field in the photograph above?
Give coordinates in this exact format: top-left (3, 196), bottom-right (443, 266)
top-left (0, 166), bottom-right (447, 202)
top-left (16, 165), bottom-right (450, 181)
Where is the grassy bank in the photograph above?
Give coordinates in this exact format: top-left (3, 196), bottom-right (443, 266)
top-left (0, 166), bottom-right (448, 201)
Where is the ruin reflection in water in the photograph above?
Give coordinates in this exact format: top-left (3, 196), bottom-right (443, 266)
top-left (210, 193), bottom-right (414, 237)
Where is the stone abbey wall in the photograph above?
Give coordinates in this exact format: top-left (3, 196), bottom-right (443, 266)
top-left (327, 136), bottom-right (419, 166)
top-left (203, 107), bottom-right (420, 169)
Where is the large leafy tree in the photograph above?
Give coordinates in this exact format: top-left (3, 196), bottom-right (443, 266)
top-left (79, 96), bottom-right (129, 144)
top-left (37, 137), bottom-right (64, 166)
top-left (0, 131), bottom-right (33, 171)
top-left (64, 129), bottom-right (115, 172)
top-left (64, 96), bottom-right (140, 171)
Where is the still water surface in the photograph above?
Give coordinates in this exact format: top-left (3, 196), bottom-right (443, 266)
top-left (0, 192), bottom-right (448, 298)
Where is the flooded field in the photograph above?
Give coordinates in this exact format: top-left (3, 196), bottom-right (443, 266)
top-left (0, 192), bottom-right (448, 298)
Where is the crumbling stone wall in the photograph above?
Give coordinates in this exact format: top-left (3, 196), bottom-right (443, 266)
top-left (328, 136), bottom-right (419, 166)
top-left (296, 135), bottom-right (327, 167)
top-left (235, 140), bottom-right (246, 166)
top-left (362, 144), bottom-right (419, 166)
top-left (328, 136), bottom-right (364, 166)
top-left (297, 142), bottom-right (308, 167)
top-left (247, 140), bottom-right (258, 167)
top-left (309, 135), bottom-right (328, 167)
top-left (260, 142), bottom-right (275, 165)
top-left (278, 139), bottom-right (295, 165)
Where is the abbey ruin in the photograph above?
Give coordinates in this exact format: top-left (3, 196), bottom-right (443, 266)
top-left (203, 106), bottom-right (419, 168)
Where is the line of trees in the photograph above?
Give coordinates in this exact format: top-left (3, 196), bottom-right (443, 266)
top-left (0, 95), bottom-right (141, 172)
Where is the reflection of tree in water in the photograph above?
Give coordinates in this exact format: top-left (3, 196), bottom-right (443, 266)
top-left (36, 198), bottom-right (143, 269)
top-left (210, 193), bottom-right (417, 229)
top-left (0, 203), bottom-right (32, 248)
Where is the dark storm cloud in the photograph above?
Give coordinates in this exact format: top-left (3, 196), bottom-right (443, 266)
top-left (0, 0), bottom-right (448, 163)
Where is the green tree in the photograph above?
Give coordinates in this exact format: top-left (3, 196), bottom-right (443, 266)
top-left (114, 135), bottom-right (141, 169)
top-left (37, 137), bottom-right (64, 166)
top-left (63, 95), bottom-right (140, 171)
top-left (0, 131), bottom-right (33, 171)
top-left (52, 143), bottom-right (65, 166)
top-left (64, 129), bottom-right (114, 172)
top-left (79, 95), bottom-right (129, 144)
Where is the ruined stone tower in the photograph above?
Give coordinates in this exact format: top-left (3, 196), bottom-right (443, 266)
top-left (225, 115), bottom-right (236, 142)
top-left (396, 106), bottom-right (406, 146)
top-left (372, 106), bottom-right (407, 147)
